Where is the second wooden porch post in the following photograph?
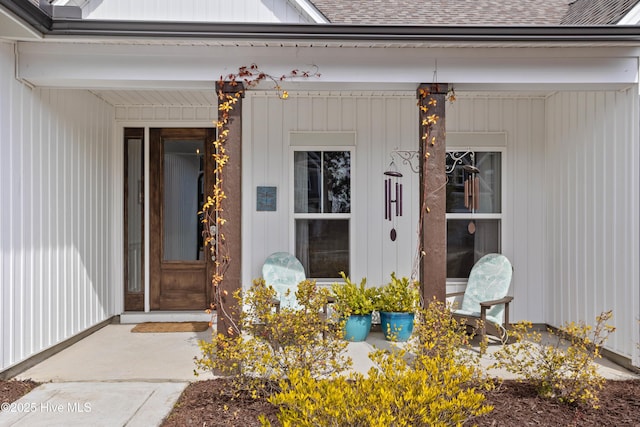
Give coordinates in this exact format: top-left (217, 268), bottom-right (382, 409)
top-left (418, 83), bottom-right (447, 304)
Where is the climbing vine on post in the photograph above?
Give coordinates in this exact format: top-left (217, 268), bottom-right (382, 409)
top-left (413, 84), bottom-right (456, 305)
top-left (200, 64), bottom-right (320, 337)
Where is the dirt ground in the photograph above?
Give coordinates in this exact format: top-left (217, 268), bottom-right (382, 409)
top-left (0, 380), bottom-right (40, 406)
top-left (3, 378), bottom-right (640, 426)
top-left (161, 378), bottom-right (640, 426)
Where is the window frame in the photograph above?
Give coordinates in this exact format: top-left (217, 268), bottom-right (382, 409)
top-left (289, 145), bottom-right (354, 283)
top-left (445, 147), bottom-right (505, 284)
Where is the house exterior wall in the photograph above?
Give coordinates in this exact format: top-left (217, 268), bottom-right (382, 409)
top-left (242, 91), bottom-right (548, 325)
top-left (545, 88), bottom-right (640, 366)
top-left (447, 95), bottom-right (548, 324)
top-left (80, 0), bottom-right (312, 23)
top-left (0, 41), bottom-right (116, 372)
top-left (242, 92), bottom-right (422, 288)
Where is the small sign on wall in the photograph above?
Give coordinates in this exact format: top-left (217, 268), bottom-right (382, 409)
top-left (257, 186), bottom-right (277, 211)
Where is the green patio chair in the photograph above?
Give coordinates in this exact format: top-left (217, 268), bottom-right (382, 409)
top-left (447, 253), bottom-right (514, 344)
top-left (261, 252), bottom-right (307, 310)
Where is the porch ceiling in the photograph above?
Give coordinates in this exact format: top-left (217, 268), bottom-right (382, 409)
top-left (17, 41), bottom-right (639, 92)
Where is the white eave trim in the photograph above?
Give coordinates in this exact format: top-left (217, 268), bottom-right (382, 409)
top-left (618, 2), bottom-right (640, 25)
top-left (290, 0), bottom-right (329, 24)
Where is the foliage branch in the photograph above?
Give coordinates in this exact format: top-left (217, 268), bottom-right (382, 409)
top-left (195, 279), bottom-right (350, 397)
top-left (200, 64), bottom-right (320, 335)
top-left (330, 272), bottom-right (378, 317)
top-left (265, 297), bottom-right (493, 426)
top-left (490, 310), bottom-right (616, 407)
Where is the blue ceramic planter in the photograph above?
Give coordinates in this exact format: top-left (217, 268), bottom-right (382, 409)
top-left (380, 311), bottom-right (415, 342)
top-left (343, 313), bottom-right (372, 342)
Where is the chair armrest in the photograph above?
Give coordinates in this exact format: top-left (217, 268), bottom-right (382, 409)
top-left (479, 296), bottom-right (513, 308)
top-left (446, 291), bottom-right (465, 298)
top-left (271, 297), bottom-right (281, 313)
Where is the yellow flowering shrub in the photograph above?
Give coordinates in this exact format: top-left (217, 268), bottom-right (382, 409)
top-left (490, 310), bottom-right (615, 407)
top-left (264, 299), bottom-right (493, 426)
top-left (194, 279), bottom-right (350, 396)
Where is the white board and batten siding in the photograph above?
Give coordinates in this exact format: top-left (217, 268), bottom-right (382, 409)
top-left (243, 92), bottom-right (421, 289)
top-left (545, 89), bottom-right (640, 366)
top-left (79, 0), bottom-right (314, 23)
top-left (244, 92), bottom-right (548, 315)
top-left (0, 41), bottom-right (116, 372)
top-left (447, 95), bottom-right (548, 324)
top-left (244, 90), bottom-right (640, 367)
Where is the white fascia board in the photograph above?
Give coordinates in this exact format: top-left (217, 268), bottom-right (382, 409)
top-left (618, 2), bottom-right (640, 25)
top-left (289, 0), bottom-right (329, 23)
top-left (0, 5), bottom-right (42, 40)
top-left (16, 42), bottom-right (639, 89)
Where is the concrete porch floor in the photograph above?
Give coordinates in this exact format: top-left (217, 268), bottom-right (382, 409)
top-left (2, 324), bottom-right (638, 426)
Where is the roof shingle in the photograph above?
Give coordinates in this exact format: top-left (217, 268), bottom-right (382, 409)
top-left (309, 0), bottom-right (640, 26)
top-left (561, 0), bottom-right (639, 25)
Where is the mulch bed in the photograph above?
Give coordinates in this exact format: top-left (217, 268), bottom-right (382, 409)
top-left (162, 378), bottom-right (279, 427)
top-left (0, 380), bottom-right (40, 405)
top-left (161, 378), bottom-right (640, 427)
top-left (3, 378), bottom-right (640, 425)
top-left (471, 379), bottom-right (640, 426)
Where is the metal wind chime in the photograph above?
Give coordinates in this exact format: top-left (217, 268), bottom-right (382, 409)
top-left (463, 164), bottom-right (480, 211)
top-left (384, 160), bottom-right (403, 241)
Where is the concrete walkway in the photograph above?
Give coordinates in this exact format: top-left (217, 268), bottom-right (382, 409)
top-left (1, 324), bottom-right (638, 426)
top-left (2, 324), bottom-right (212, 426)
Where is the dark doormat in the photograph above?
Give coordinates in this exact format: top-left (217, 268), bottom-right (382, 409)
top-left (131, 322), bottom-right (210, 333)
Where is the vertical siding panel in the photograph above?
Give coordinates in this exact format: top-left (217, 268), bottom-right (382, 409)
top-left (311, 97), bottom-right (326, 131)
top-left (0, 42), bottom-right (116, 370)
top-left (340, 98), bottom-right (355, 130)
top-left (545, 88), bottom-right (639, 361)
top-left (355, 97), bottom-right (375, 281)
top-left (251, 96), bottom-right (269, 275)
top-left (326, 97), bottom-right (341, 131)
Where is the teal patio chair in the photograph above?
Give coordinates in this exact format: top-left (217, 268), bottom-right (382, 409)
top-left (447, 253), bottom-right (514, 344)
top-left (261, 252), bottom-right (306, 310)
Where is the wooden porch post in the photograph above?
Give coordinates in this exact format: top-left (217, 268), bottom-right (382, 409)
top-left (418, 83), bottom-right (447, 303)
top-left (216, 82), bottom-right (243, 337)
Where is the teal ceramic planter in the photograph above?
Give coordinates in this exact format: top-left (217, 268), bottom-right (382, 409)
top-left (380, 311), bottom-right (415, 342)
top-left (343, 313), bottom-right (372, 342)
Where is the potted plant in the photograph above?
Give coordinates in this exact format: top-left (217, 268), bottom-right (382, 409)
top-left (331, 272), bottom-right (378, 342)
top-left (377, 272), bottom-right (420, 341)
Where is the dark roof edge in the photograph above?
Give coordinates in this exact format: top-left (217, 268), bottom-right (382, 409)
top-left (0, 0), bottom-right (51, 34)
top-left (47, 21), bottom-right (640, 42)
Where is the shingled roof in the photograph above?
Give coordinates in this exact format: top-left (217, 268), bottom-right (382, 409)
top-left (561, 0), bottom-right (639, 24)
top-left (309, 0), bottom-right (640, 25)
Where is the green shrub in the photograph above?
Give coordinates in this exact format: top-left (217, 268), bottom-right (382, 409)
top-left (490, 311), bottom-right (615, 407)
top-left (330, 272), bottom-right (378, 316)
top-left (377, 272), bottom-right (419, 313)
top-left (194, 279), bottom-right (351, 396)
top-left (265, 297), bottom-right (493, 426)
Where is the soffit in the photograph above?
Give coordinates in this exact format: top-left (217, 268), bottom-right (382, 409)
top-left (91, 89), bottom-right (216, 106)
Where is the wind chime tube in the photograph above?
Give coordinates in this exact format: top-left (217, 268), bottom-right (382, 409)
top-left (385, 178), bottom-right (390, 220)
top-left (473, 176), bottom-right (480, 211)
top-left (395, 182), bottom-right (399, 217)
top-left (399, 183), bottom-right (403, 216)
top-left (464, 177), bottom-right (469, 209)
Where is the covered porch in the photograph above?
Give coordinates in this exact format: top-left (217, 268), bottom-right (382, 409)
top-left (1, 28), bottom-right (639, 374)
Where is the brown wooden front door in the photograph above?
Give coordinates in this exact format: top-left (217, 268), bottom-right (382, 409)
top-left (149, 128), bottom-right (215, 310)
